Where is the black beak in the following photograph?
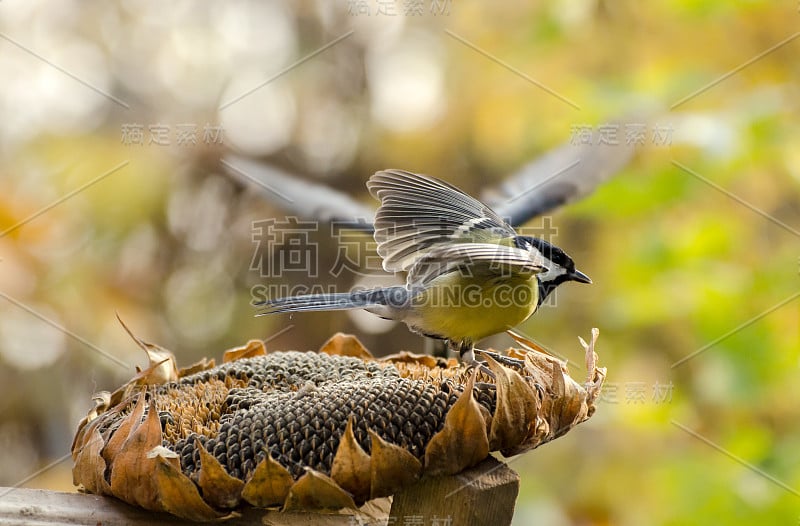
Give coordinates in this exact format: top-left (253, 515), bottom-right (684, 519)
top-left (570, 269), bottom-right (592, 284)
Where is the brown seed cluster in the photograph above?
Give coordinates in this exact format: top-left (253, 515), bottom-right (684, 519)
top-left (150, 351), bottom-right (492, 480)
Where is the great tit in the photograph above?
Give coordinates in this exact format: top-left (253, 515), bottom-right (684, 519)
top-left (256, 170), bottom-right (591, 362)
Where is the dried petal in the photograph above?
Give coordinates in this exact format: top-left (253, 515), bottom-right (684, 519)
top-left (318, 332), bottom-right (372, 358)
top-left (284, 469), bottom-right (356, 511)
top-left (72, 425), bottom-right (111, 494)
top-left (241, 452), bottom-right (294, 508)
top-left (102, 390), bottom-right (147, 468)
top-left (195, 439), bottom-right (244, 509)
top-left (117, 314), bottom-right (179, 384)
top-left (178, 357), bottom-right (216, 377)
top-left (331, 417), bottom-right (371, 503)
top-left (424, 370), bottom-right (489, 476)
top-left (108, 395), bottom-right (164, 510)
top-left (380, 350), bottom-right (444, 370)
top-left (223, 340), bottom-right (266, 363)
top-left (482, 354), bottom-right (539, 455)
top-left (153, 453), bottom-right (226, 521)
top-left (369, 429), bottom-right (422, 499)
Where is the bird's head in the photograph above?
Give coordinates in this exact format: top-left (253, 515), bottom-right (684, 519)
top-left (514, 236), bottom-right (591, 305)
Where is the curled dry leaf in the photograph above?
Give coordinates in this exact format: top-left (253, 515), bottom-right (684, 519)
top-left (222, 339), bottom-right (266, 363)
top-left (195, 439), bottom-right (245, 509)
top-left (318, 332), bottom-right (372, 359)
top-left (330, 417), bottom-right (371, 502)
top-left (72, 329), bottom-right (605, 520)
top-left (423, 369), bottom-right (489, 476)
top-left (284, 469), bottom-right (357, 512)
top-left (117, 314), bottom-right (179, 385)
top-left (241, 450), bottom-right (294, 508)
top-left (368, 428), bottom-right (423, 498)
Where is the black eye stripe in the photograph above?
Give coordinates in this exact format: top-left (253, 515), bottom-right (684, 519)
top-left (521, 236), bottom-right (575, 270)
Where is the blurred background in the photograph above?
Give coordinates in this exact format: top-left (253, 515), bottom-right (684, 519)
top-left (0, 0), bottom-right (798, 524)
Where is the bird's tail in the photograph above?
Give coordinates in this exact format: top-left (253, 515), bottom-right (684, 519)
top-left (255, 287), bottom-right (408, 316)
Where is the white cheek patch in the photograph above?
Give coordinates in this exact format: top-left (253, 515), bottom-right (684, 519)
top-left (538, 265), bottom-right (567, 282)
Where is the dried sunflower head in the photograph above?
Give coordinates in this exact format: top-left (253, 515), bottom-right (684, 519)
top-left (72, 330), bottom-right (605, 521)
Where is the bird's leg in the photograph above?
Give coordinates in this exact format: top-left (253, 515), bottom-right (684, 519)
top-left (475, 349), bottom-right (526, 370)
top-left (449, 339), bottom-right (527, 373)
top-left (450, 339), bottom-right (499, 380)
top-left (449, 339), bottom-right (480, 365)
top-left (457, 339), bottom-right (475, 364)
top-left (429, 338), bottom-right (448, 359)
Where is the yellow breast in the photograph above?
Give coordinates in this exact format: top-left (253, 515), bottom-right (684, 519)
top-left (406, 272), bottom-right (539, 343)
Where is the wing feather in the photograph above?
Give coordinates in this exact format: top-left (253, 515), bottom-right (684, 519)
top-left (485, 117), bottom-right (641, 224)
top-left (406, 242), bottom-right (545, 287)
top-left (368, 170), bottom-right (516, 272)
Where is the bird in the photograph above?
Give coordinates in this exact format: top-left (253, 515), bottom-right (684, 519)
top-left (255, 170), bottom-right (591, 363)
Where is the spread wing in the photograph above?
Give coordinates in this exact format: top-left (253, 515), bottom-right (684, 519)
top-left (406, 243), bottom-right (546, 288)
top-left (222, 155), bottom-right (376, 228)
top-left (484, 120), bottom-right (638, 225)
top-left (367, 170), bottom-right (517, 272)
top-left (223, 116), bottom-right (642, 232)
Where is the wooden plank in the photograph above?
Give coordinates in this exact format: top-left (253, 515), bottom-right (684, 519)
top-left (0, 488), bottom-right (390, 526)
top-left (0, 459), bottom-right (518, 525)
top-left (390, 456), bottom-right (520, 526)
